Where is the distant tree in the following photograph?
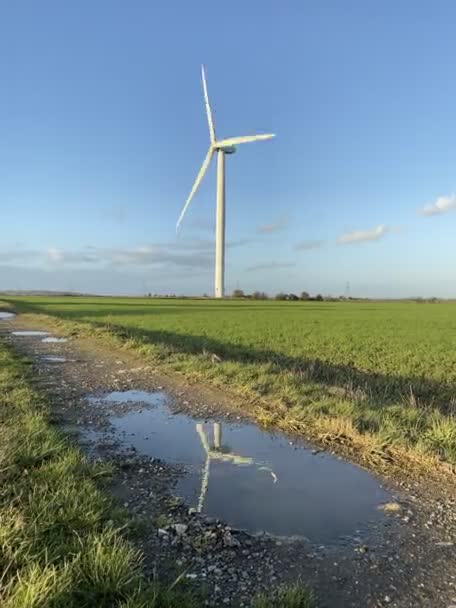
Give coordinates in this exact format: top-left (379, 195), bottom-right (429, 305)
top-left (315, 293), bottom-right (324, 301)
top-left (300, 291), bottom-right (310, 301)
top-left (287, 293), bottom-right (299, 301)
top-left (252, 291), bottom-right (268, 300)
top-left (275, 292), bottom-right (288, 301)
top-left (232, 288), bottom-right (245, 298)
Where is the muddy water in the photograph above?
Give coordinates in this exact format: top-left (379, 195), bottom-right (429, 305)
top-left (88, 390), bottom-right (389, 543)
top-left (0, 312), bottom-right (16, 320)
top-left (41, 356), bottom-right (67, 363)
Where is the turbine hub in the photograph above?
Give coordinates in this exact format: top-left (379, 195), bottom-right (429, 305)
top-left (217, 145), bottom-right (236, 154)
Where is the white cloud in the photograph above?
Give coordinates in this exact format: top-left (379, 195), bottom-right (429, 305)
top-left (338, 224), bottom-right (389, 245)
top-left (47, 248), bottom-right (99, 264)
top-left (47, 248), bottom-right (65, 263)
top-left (2, 236), bottom-right (254, 274)
top-left (107, 246), bottom-right (212, 268)
top-left (45, 241), bottom-right (216, 269)
top-left (420, 194), bottom-right (456, 216)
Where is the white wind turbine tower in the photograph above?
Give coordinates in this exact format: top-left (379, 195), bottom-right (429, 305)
top-left (176, 66), bottom-right (275, 298)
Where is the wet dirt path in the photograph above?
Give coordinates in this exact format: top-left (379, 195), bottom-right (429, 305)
top-left (1, 314), bottom-right (455, 608)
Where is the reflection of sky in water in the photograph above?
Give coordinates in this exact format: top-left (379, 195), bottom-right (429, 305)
top-left (90, 391), bottom-right (389, 542)
top-left (12, 330), bottom-right (49, 336)
top-left (0, 312), bottom-right (16, 320)
top-left (42, 337), bottom-right (67, 343)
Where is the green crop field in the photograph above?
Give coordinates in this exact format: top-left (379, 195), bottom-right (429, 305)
top-left (4, 296), bottom-right (456, 466)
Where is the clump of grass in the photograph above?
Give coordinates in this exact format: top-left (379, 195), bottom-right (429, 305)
top-left (75, 530), bottom-right (143, 603)
top-left (2, 561), bottom-right (74, 608)
top-left (252, 582), bottom-right (314, 608)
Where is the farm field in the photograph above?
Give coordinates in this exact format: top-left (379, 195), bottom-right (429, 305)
top-left (5, 296), bottom-right (456, 466)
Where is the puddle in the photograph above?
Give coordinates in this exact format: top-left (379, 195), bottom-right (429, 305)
top-left (42, 336), bottom-right (68, 343)
top-left (88, 391), bottom-right (389, 543)
top-left (12, 331), bottom-right (49, 337)
top-left (0, 312), bottom-right (16, 320)
top-left (41, 356), bottom-right (67, 363)
top-left (88, 390), bottom-right (165, 406)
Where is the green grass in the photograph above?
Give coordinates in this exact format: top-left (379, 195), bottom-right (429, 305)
top-left (0, 340), bottom-right (201, 607)
top-left (4, 296), bottom-right (456, 466)
top-left (252, 582), bottom-right (314, 608)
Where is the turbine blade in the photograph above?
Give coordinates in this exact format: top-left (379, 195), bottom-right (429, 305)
top-left (176, 147), bottom-right (214, 231)
top-left (216, 134), bottom-right (275, 147)
top-left (201, 65), bottom-right (216, 143)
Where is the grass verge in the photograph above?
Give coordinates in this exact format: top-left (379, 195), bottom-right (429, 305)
top-left (0, 340), bottom-right (201, 607)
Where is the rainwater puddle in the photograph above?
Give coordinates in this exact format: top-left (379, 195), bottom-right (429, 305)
top-left (88, 390), bottom-right (165, 406)
top-left (12, 330), bottom-right (49, 337)
top-left (41, 356), bottom-right (67, 363)
top-left (42, 337), bottom-right (68, 343)
top-left (89, 390), bottom-right (389, 543)
top-left (0, 312), bottom-right (16, 320)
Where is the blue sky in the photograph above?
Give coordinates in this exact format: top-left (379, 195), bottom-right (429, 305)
top-left (1, 0), bottom-right (455, 297)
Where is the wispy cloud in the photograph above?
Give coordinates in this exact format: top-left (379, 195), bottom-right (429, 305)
top-left (47, 248), bottom-right (101, 265)
top-left (257, 215), bottom-right (289, 235)
top-left (0, 250), bottom-right (38, 264)
top-left (246, 262), bottom-right (295, 272)
top-left (1, 240), bottom-right (216, 270)
top-left (420, 194), bottom-right (456, 216)
top-left (107, 246), bottom-right (212, 268)
top-left (294, 240), bottom-right (324, 251)
top-left (2, 236), bottom-right (253, 273)
top-left (338, 224), bottom-right (389, 245)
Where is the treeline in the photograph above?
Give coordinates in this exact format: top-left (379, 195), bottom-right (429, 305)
top-left (231, 289), bottom-right (347, 301)
top-left (144, 293), bottom-right (447, 302)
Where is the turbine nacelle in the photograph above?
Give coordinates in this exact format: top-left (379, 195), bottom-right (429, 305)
top-left (215, 144), bottom-right (236, 154)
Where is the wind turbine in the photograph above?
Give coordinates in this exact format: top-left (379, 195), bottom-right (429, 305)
top-left (176, 66), bottom-right (275, 298)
